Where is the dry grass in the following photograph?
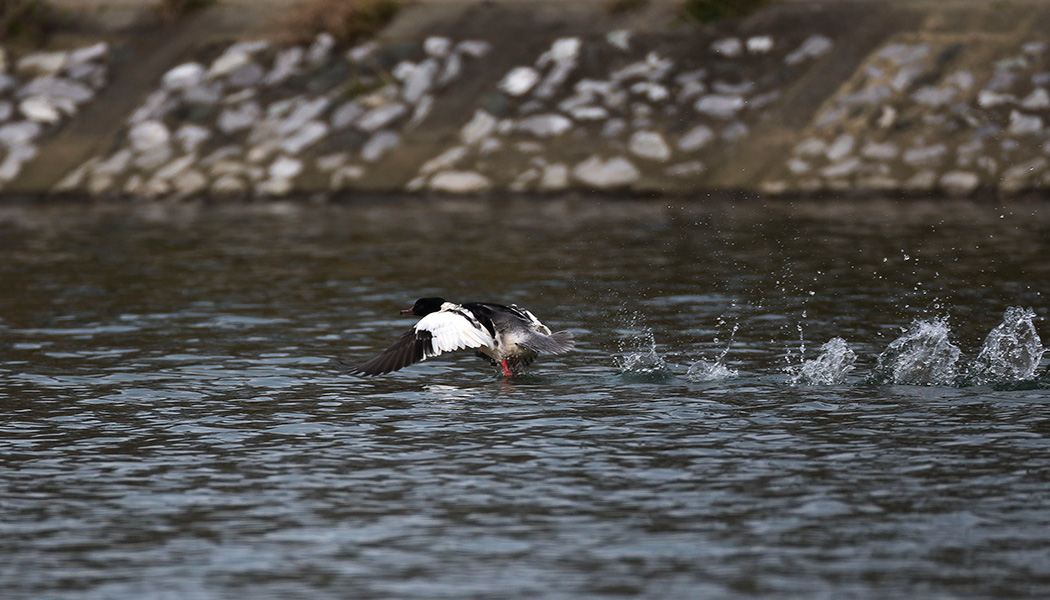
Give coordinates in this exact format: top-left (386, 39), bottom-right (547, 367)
top-left (279, 0), bottom-right (402, 47)
top-left (0, 0), bottom-right (63, 42)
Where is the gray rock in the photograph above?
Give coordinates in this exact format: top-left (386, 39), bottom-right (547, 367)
top-left (0, 74), bottom-right (16, 94)
top-left (860, 141), bottom-right (899, 160)
top-left (0, 144), bottom-right (37, 182)
top-left (629, 130), bottom-right (671, 161)
top-left (401, 59), bottom-right (440, 105)
top-left (361, 131), bottom-right (400, 162)
top-left (794, 137), bottom-right (826, 156)
top-left (747, 35), bottom-right (774, 54)
top-left (218, 101), bottom-right (262, 134)
top-left (904, 169), bottom-right (937, 190)
top-left (128, 120), bottom-right (171, 152)
top-left (67, 42), bottom-right (108, 67)
top-left (331, 165), bottom-right (366, 189)
top-left (19, 97), bottom-right (63, 124)
top-left (912, 85), bottom-right (956, 106)
top-left (172, 169), bottom-right (208, 197)
top-left (0, 101), bottom-right (12, 122)
top-left (821, 157), bottom-right (861, 178)
top-left (129, 90), bottom-right (175, 124)
top-left (438, 52), bottom-right (463, 86)
top-left (721, 122), bottom-right (749, 141)
top-left (572, 155), bottom-right (639, 189)
top-left (710, 38), bottom-right (743, 58)
top-left (822, 134), bottom-right (854, 162)
top-left (16, 51), bottom-right (67, 77)
top-left (425, 36), bottom-right (453, 58)
top-left (280, 120), bottom-right (329, 154)
top-left (607, 30), bottom-right (631, 52)
top-left (1022, 88), bottom-right (1050, 110)
top-left (631, 81), bottom-right (669, 102)
top-left (785, 35), bottom-right (833, 65)
top-left (939, 171), bottom-right (980, 197)
top-left (694, 94), bottom-right (745, 119)
top-left (207, 50), bottom-right (251, 80)
top-left (420, 145), bottom-right (469, 175)
top-left (456, 40), bottom-right (492, 59)
top-left (666, 161), bottom-right (704, 177)
top-left (155, 153), bottom-right (197, 181)
top-left (610, 52), bottom-right (673, 82)
top-left (357, 103), bottom-right (408, 132)
top-left (903, 143), bottom-right (947, 165)
top-left (228, 62), bottom-right (265, 88)
top-left (276, 97), bottom-right (331, 137)
top-left (1001, 158), bottom-right (1048, 192)
top-left (788, 158), bottom-right (810, 174)
top-left (134, 143), bottom-right (174, 171)
top-left (265, 47), bottom-right (304, 86)
top-left (516, 113), bottom-right (572, 137)
top-left (409, 95), bottom-right (434, 127)
top-left (977, 90), bottom-right (1014, 108)
top-left (212, 174), bottom-right (248, 198)
top-left (163, 63), bottom-right (205, 91)
top-left (601, 118), bottom-right (627, 138)
top-left (499, 66), bottom-right (540, 97)
top-left (92, 149), bottom-right (133, 177)
top-left (21, 76), bottom-right (95, 104)
top-left (174, 124), bottom-right (211, 153)
top-left (429, 170), bottom-right (492, 193)
top-left (331, 100), bottom-right (364, 129)
top-left (1008, 110), bottom-right (1044, 135)
top-left (567, 106), bottom-right (608, 121)
top-left (539, 163), bottom-right (569, 190)
top-left (307, 33), bottom-right (336, 65)
top-left (269, 156), bottom-right (303, 180)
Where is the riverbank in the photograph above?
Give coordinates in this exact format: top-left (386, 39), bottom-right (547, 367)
top-left (2, 0), bottom-right (1049, 200)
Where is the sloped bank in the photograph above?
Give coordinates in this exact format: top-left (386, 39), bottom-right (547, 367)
top-left (5, 0), bottom-right (1050, 200)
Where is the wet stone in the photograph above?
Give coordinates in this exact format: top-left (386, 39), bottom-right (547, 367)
top-left (572, 155), bottom-right (639, 189)
top-left (360, 131), bottom-right (400, 162)
top-left (939, 171), bottom-right (980, 197)
top-left (629, 130), bottom-right (671, 162)
top-left (429, 170), bottom-right (491, 193)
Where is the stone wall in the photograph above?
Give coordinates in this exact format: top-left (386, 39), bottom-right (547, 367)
top-left (2, 0), bottom-right (1050, 200)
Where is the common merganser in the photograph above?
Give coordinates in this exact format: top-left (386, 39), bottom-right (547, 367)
top-left (350, 297), bottom-right (575, 377)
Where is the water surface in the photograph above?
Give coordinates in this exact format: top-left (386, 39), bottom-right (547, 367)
top-left (2, 198), bottom-right (1049, 599)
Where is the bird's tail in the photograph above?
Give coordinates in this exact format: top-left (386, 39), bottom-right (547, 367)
top-left (523, 330), bottom-right (575, 355)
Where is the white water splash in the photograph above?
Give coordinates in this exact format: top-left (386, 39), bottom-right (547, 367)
top-left (870, 317), bottom-right (961, 386)
top-left (788, 337), bottom-right (857, 386)
top-left (966, 307), bottom-right (1044, 384)
top-left (614, 316), bottom-right (669, 375)
top-left (686, 321), bottom-right (739, 382)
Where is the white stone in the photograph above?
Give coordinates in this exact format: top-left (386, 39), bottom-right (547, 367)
top-left (1022, 88), bottom-right (1050, 110)
top-left (218, 101), bottom-right (262, 134)
top-left (631, 82), bottom-right (669, 102)
top-left (134, 143), bottom-right (174, 171)
top-left (275, 97), bottom-right (331, 137)
top-left (516, 113), bottom-right (573, 137)
top-left (425, 37), bottom-right (452, 58)
top-left (794, 137), bottom-right (826, 156)
top-left (316, 152), bottom-right (349, 172)
top-left (439, 52), bottom-right (463, 86)
top-left (361, 131), bottom-right (400, 162)
top-left (602, 118), bottom-right (627, 138)
top-left (331, 165), bottom-right (365, 188)
top-left (788, 158), bottom-right (810, 174)
top-left (568, 106), bottom-right (608, 121)
top-left (939, 171), bottom-right (980, 197)
top-left (674, 125), bottom-right (714, 153)
top-left (129, 90), bottom-right (174, 124)
top-left (266, 47), bottom-right (304, 86)
top-left (357, 103), bottom-right (408, 132)
top-left (16, 51), bottom-right (67, 77)
top-left (711, 38), bottom-right (743, 58)
top-left (269, 156), bottom-right (303, 180)
top-left (666, 161), bottom-right (704, 177)
top-left (1008, 110), bottom-right (1044, 136)
top-left (182, 82), bottom-right (223, 105)
top-left (331, 101), bottom-right (364, 129)
top-left (68, 42), bottom-right (109, 66)
top-left (611, 52), bottom-right (673, 82)
top-left (456, 40), bottom-right (491, 58)
top-left (629, 130), bottom-right (671, 161)
top-left (172, 169), bottom-right (208, 197)
top-left (21, 76), bottom-right (95, 103)
top-left (163, 62), bottom-right (206, 90)
top-left (409, 95), bottom-right (434, 127)
top-left (420, 146), bottom-right (469, 175)
top-left (572, 155), bottom-right (639, 189)
top-left (401, 59), bottom-right (440, 104)
top-left (93, 149), bottom-right (133, 176)
top-left (499, 66), bottom-right (540, 97)
top-left (0, 101), bottom-right (11, 122)
top-left (429, 170), bottom-right (492, 193)
top-left (825, 133), bottom-right (855, 161)
top-left (308, 33), bottom-right (336, 65)
top-left (347, 41), bottom-right (379, 63)
top-left (694, 94), bottom-right (745, 119)
top-left (912, 86), bottom-right (956, 106)
top-left (861, 141), bottom-right (899, 160)
top-left (128, 120), bottom-right (171, 152)
top-left (155, 153), bottom-right (197, 181)
top-left (212, 174), bottom-right (248, 197)
top-left (903, 144), bottom-right (946, 165)
top-left (208, 51), bottom-right (251, 79)
top-left (510, 167), bottom-right (540, 191)
top-left (175, 124), bottom-right (211, 153)
top-left (228, 62), bottom-right (264, 88)
top-left (539, 163), bottom-right (569, 190)
top-left (978, 90), bottom-right (1015, 108)
top-left (821, 158), bottom-right (861, 178)
top-left (785, 35), bottom-right (833, 65)
top-left (0, 144), bottom-right (37, 182)
top-left (747, 36), bottom-right (774, 54)
top-left (19, 97), bottom-right (62, 124)
top-left (280, 120), bottom-right (328, 154)
top-left (256, 177), bottom-right (293, 196)
top-left (607, 30), bottom-right (631, 52)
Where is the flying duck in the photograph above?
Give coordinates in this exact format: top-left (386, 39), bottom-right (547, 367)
top-left (350, 297), bottom-right (575, 377)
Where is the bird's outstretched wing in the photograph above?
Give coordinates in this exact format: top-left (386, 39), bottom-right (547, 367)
top-left (350, 310), bottom-right (496, 376)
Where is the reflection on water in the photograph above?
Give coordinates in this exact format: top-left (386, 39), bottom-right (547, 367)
top-left (2, 198), bottom-right (1050, 599)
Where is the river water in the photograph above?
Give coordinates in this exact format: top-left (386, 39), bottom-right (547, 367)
top-left (2, 198), bottom-right (1049, 599)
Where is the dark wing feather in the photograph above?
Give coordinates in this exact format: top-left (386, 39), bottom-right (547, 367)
top-left (351, 329), bottom-right (434, 376)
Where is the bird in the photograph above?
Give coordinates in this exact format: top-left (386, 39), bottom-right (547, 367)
top-left (349, 297), bottom-right (575, 377)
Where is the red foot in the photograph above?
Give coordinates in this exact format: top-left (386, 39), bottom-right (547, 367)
top-left (500, 360), bottom-right (513, 377)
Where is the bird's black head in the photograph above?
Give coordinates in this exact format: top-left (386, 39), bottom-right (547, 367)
top-left (400, 297), bottom-right (446, 316)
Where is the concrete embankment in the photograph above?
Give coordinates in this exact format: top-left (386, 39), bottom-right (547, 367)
top-left (2, 0), bottom-right (1050, 200)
